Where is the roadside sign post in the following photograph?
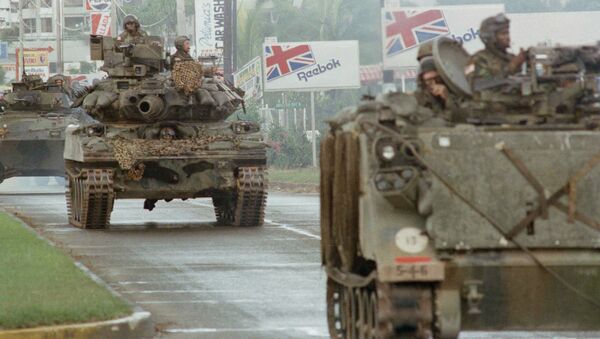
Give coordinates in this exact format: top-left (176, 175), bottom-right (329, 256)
top-left (310, 91), bottom-right (316, 167)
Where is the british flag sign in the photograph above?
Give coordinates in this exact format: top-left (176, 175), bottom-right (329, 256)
top-left (384, 9), bottom-right (450, 57)
top-left (264, 44), bottom-right (316, 82)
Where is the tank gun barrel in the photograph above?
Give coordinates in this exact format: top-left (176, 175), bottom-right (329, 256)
top-left (137, 95), bottom-right (166, 122)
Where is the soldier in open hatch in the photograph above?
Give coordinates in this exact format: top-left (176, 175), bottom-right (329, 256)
top-left (170, 36), bottom-right (194, 69)
top-left (117, 15), bottom-right (147, 44)
top-left (415, 56), bottom-right (463, 121)
top-left (466, 13), bottom-right (527, 93)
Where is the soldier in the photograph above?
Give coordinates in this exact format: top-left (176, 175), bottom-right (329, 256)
top-left (47, 74), bottom-right (73, 99)
top-left (415, 56), bottom-right (462, 120)
top-left (170, 36), bottom-right (193, 69)
top-left (466, 13), bottom-right (526, 92)
top-left (117, 15), bottom-right (148, 44)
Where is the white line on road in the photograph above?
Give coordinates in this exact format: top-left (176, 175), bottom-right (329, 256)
top-left (137, 299), bottom-right (261, 305)
top-left (265, 219), bottom-right (321, 240)
top-left (162, 326), bottom-right (328, 337)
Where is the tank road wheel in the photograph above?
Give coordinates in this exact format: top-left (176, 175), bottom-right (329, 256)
top-left (327, 278), bottom-right (348, 338)
top-left (377, 283), bottom-right (435, 339)
top-left (65, 165), bottom-right (115, 229)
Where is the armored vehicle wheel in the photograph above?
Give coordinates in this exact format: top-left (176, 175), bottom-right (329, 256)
top-left (65, 163), bottom-right (115, 229)
top-left (327, 278), bottom-right (438, 339)
top-left (212, 166), bottom-right (267, 227)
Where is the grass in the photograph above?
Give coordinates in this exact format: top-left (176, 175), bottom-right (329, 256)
top-left (269, 167), bottom-right (320, 185)
top-left (0, 213), bottom-right (130, 330)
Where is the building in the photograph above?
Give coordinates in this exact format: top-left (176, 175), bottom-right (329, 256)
top-left (1, 0), bottom-right (94, 82)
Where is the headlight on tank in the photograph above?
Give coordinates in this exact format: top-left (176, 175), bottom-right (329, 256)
top-left (374, 167), bottom-right (417, 192)
top-left (376, 139), bottom-right (398, 162)
top-left (232, 121), bottom-right (259, 134)
top-left (86, 124), bottom-right (105, 137)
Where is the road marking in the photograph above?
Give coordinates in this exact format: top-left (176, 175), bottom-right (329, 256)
top-left (162, 326), bottom-right (328, 337)
top-left (120, 289), bottom-right (238, 294)
top-left (265, 219), bottom-right (321, 240)
top-left (137, 299), bottom-right (261, 304)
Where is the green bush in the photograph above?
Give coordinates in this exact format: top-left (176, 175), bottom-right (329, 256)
top-left (267, 125), bottom-right (312, 168)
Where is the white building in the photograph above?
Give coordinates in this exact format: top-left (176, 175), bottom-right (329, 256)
top-left (1, 0), bottom-right (93, 81)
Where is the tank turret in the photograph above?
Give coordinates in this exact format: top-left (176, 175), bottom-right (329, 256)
top-left (75, 35), bottom-right (243, 123)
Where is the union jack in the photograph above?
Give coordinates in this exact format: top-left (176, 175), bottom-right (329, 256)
top-left (385, 9), bottom-right (450, 57)
top-left (265, 44), bottom-right (316, 81)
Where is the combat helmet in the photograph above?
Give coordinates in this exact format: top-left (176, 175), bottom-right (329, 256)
top-left (122, 14), bottom-right (140, 30)
top-left (417, 41), bottom-right (434, 61)
top-left (480, 13), bottom-right (510, 47)
top-left (418, 56), bottom-right (437, 76)
top-left (175, 35), bottom-right (190, 51)
top-left (47, 74), bottom-right (66, 85)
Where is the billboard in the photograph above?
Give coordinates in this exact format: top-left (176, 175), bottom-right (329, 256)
top-left (233, 56), bottom-right (262, 101)
top-left (263, 40), bottom-right (360, 91)
top-left (91, 12), bottom-right (112, 36)
top-left (86, 0), bottom-right (111, 11)
top-left (382, 4), bottom-right (504, 70)
top-left (510, 11), bottom-right (600, 49)
top-left (194, 0), bottom-right (225, 57)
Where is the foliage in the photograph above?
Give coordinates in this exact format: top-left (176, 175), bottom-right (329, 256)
top-left (267, 125), bottom-right (312, 168)
top-left (237, 0), bottom-right (381, 66)
top-left (120, 0), bottom-right (194, 44)
top-left (434, 0), bottom-right (600, 12)
top-left (0, 67), bottom-right (5, 85)
top-left (0, 213), bottom-right (130, 329)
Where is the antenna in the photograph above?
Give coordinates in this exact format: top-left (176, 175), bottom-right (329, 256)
top-left (18, 0), bottom-right (25, 80)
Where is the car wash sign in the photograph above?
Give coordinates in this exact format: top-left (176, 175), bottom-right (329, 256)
top-left (263, 40), bottom-right (360, 91)
top-left (382, 4), bottom-right (504, 70)
top-left (195, 0), bottom-right (225, 57)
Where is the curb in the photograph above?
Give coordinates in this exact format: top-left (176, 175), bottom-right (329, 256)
top-left (0, 311), bottom-right (153, 339)
top-left (0, 212), bottom-right (155, 339)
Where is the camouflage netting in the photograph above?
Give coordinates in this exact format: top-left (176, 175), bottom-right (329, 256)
top-left (172, 61), bottom-right (204, 95)
top-left (110, 136), bottom-right (241, 170)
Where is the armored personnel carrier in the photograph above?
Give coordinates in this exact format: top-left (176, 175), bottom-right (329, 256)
top-left (0, 75), bottom-right (78, 183)
top-left (321, 37), bottom-right (600, 338)
top-left (65, 35), bottom-right (267, 229)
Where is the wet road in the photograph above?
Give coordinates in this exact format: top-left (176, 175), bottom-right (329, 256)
top-left (1, 178), bottom-right (599, 339)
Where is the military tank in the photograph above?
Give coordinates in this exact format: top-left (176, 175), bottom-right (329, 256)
top-left (0, 74), bottom-right (78, 183)
top-left (65, 35), bottom-right (267, 229)
top-left (321, 37), bottom-right (600, 338)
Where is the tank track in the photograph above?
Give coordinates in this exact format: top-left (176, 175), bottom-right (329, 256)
top-left (66, 165), bottom-right (115, 229)
top-left (212, 166), bottom-right (267, 227)
top-left (327, 278), bottom-right (436, 339)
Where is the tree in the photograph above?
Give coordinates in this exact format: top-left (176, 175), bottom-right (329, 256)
top-left (0, 66), bottom-right (5, 85)
top-left (435, 0), bottom-right (564, 12)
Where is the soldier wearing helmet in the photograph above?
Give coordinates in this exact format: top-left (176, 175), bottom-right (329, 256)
top-left (170, 35), bottom-right (194, 69)
top-left (466, 14), bottom-right (526, 92)
top-left (414, 56), bottom-right (463, 121)
top-left (118, 15), bottom-right (148, 44)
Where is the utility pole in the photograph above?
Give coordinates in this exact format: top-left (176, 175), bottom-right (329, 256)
top-left (18, 0), bottom-right (23, 80)
top-left (110, 0), bottom-right (118, 37)
top-left (223, 0), bottom-right (236, 80)
top-left (55, 0), bottom-right (63, 74)
top-left (176, 0), bottom-right (185, 36)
